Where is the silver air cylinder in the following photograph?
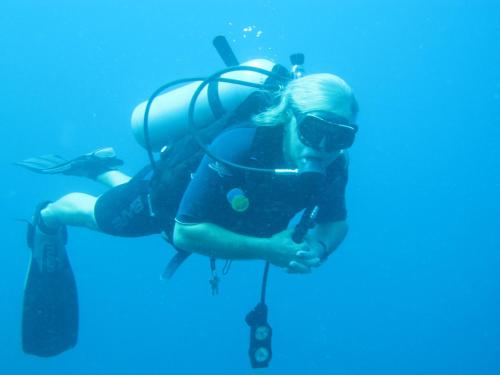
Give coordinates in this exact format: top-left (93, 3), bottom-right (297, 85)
top-left (131, 59), bottom-right (277, 151)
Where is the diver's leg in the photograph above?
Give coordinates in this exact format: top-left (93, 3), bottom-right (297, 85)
top-left (95, 170), bottom-right (131, 188)
top-left (40, 193), bottom-right (99, 230)
top-left (23, 193), bottom-right (98, 354)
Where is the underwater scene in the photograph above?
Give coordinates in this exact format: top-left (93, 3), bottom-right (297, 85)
top-left (1, 0), bottom-right (499, 374)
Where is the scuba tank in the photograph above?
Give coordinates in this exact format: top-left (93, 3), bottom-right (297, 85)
top-left (130, 35), bottom-right (302, 176)
top-left (131, 59), bottom-right (279, 151)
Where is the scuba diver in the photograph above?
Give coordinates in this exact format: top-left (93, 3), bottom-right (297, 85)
top-left (16, 39), bottom-right (359, 365)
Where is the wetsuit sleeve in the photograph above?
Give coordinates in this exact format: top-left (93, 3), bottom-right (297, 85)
top-left (175, 128), bottom-right (255, 225)
top-left (315, 156), bottom-right (348, 223)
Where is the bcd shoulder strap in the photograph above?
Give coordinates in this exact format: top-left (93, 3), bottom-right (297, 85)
top-left (149, 90), bottom-right (276, 228)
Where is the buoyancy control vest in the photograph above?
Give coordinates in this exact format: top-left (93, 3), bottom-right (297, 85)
top-left (147, 91), bottom-right (277, 235)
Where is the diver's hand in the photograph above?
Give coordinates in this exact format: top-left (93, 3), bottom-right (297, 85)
top-left (265, 229), bottom-right (308, 270)
top-left (265, 230), bottom-right (319, 273)
top-left (287, 237), bottom-right (328, 274)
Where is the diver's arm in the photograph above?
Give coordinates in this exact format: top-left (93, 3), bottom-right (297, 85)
top-left (173, 221), bottom-right (309, 268)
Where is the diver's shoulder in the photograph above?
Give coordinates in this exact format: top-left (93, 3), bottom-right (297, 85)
top-left (210, 124), bottom-right (257, 158)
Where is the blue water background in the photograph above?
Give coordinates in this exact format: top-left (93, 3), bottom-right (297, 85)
top-left (1, 0), bottom-right (499, 374)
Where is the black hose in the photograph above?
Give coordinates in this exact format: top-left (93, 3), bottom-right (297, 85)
top-left (260, 262), bottom-right (270, 303)
top-left (143, 77), bottom-right (203, 172)
top-left (187, 65), bottom-right (295, 175)
top-left (142, 66), bottom-right (290, 175)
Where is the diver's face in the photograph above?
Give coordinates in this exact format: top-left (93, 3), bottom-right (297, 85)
top-left (283, 115), bottom-right (342, 171)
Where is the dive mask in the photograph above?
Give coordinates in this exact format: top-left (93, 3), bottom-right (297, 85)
top-left (295, 110), bottom-right (358, 152)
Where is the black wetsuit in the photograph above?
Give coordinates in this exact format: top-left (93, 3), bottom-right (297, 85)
top-left (176, 126), bottom-right (348, 236)
top-left (93, 125), bottom-right (348, 241)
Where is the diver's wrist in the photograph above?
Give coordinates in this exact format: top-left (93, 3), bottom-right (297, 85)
top-left (250, 237), bottom-right (274, 261)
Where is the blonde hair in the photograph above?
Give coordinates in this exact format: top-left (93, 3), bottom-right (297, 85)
top-left (253, 73), bottom-right (358, 127)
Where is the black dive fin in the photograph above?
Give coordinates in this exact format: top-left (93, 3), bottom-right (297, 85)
top-left (22, 204), bottom-right (78, 357)
top-left (14, 147), bottom-right (123, 179)
top-left (15, 154), bottom-right (72, 174)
